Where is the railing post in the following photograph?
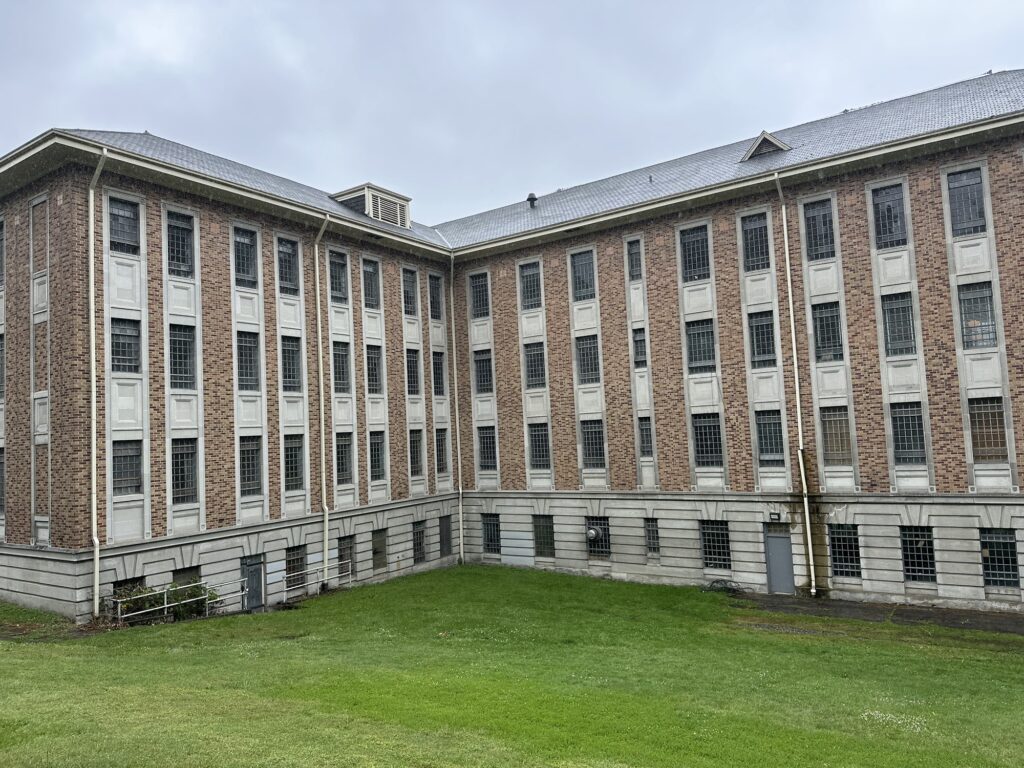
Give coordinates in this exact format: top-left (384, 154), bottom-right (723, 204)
top-left (163, 588), bottom-right (169, 620)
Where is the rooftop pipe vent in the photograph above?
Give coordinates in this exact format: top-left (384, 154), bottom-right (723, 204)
top-left (527, 192), bottom-right (537, 208)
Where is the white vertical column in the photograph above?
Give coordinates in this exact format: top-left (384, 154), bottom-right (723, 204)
top-left (402, 265), bottom-right (426, 496)
top-left (516, 258), bottom-right (552, 490)
top-left (29, 196), bottom-right (50, 545)
top-left (622, 235), bottom-right (657, 489)
top-left (327, 247), bottom-right (358, 508)
top-left (467, 269), bottom-right (498, 489)
top-left (428, 271), bottom-right (452, 493)
top-left (361, 257), bottom-right (390, 502)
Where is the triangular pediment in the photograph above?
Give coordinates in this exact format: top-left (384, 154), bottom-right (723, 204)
top-left (741, 130), bottom-right (791, 161)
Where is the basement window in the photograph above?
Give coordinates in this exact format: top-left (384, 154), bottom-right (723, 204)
top-left (482, 513), bottom-right (501, 555)
top-left (585, 516), bottom-right (611, 559)
top-left (372, 528), bottom-right (388, 571)
top-left (828, 524), bottom-right (862, 578)
top-left (285, 546), bottom-right (306, 590)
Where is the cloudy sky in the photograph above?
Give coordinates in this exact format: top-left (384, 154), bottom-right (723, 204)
top-left (1, 1), bottom-right (1021, 224)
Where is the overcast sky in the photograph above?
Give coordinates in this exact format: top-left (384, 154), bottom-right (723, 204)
top-left (1, 1), bottom-right (1021, 224)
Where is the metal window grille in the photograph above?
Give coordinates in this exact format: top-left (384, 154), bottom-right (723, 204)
top-left (980, 528), bottom-right (1020, 587)
top-left (470, 273), bottom-right (490, 318)
top-left (700, 520), bottom-right (732, 569)
top-left (474, 349), bottom-right (493, 393)
top-left (362, 260), bottom-right (380, 309)
top-left (891, 402), bottom-right (926, 465)
top-left (166, 211), bottom-right (194, 278)
top-left (335, 432), bottom-right (353, 485)
top-left (329, 251), bottom-right (348, 305)
top-left (519, 261), bottom-right (542, 310)
top-left (369, 431), bottom-right (386, 481)
top-left (439, 515), bottom-right (453, 557)
top-left (881, 292), bottom-right (916, 356)
top-left (406, 348), bottom-right (420, 395)
top-left (686, 319), bottom-right (716, 373)
top-left (435, 428), bottom-right (449, 474)
top-left (0, 334), bottom-right (4, 399)
top-left (948, 168), bottom-right (987, 237)
top-left (109, 198), bottom-right (140, 255)
top-left (432, 351), bottom-right (446, 396)
top-left (812, 302), bottom-right (844, 362)
top-left (742, 213), bottom-right (770, 272)
top-left (428, 274), bottom-right (443, 320)
top-left (284, 434), bottom-right (305, 491)
top-left (571, 250), bottom-right (596, 302)
top-left (680, 225), bottom-right (710, 283)
top-left (112, 440), bottom-right (143, 496)
top-left (0, 448), bottom-right (4, 519)
top-left (402, 268), bottom-right (418, 316)
top-left (409, 429), bottom-right (424, 477)
top-left (803, 199), bottom-right (835, 261)
top-left (285, 546), bottom-right (306, 589)
top-left (333, 341), bottom-right (351, 394)
top-left (958, 282), bottom-right (996, 349)
top-left (627, 239), bottom-right (643, 282)
top-left (638, 416), bottom-right (654, 457)
top-left (236, 331), bottom-right (260, 391)
top-left (969, 397), bottom-right (1008, 463)
top-left (110, 318), bottom-right (141, 373)
top-left (239, 435), bottom-right (262, 497)
top-left (338, 535), bottom-right (356, 578)
top-left (277, 238), bottom-right (299, 296)
top-left (234, 227), bottom-right (258, 288)
top-left (575, 335), bottom-right (601, 384)
top-left (477, 426), bottom-right (497, 471)
top-left (533, 515), bottom-right (555, 558)
top-left (524, 342), bottom-right (546, 389)
top-left (820, 406), bottom-right (852, 466)
top-left (692, 413), bottom-right (723, 467)
top-left (632, 328), bottom-right (648, 369)
top-left (280, 336), bottom-right (302, 392)
top-left (828, 524), bottom-right (862, 578)
top-left (171, 438), bottom-right (198, 505)
top-left (412, 520), bottom-right (427, 564)
top-left (900, 526), bottom-right (936, 582)
top-left (366, 345), bottom-right (383, 394)
top-left (168, 324), bottom-right (196, 390)
top-left (872, 184), bottom-right (908, 249)
top-left (528, 422), bottom-right (551, 469)
top-left (755, 410), bottom-right (785, 467)
top-left (482, 513), bottom-right (501, 554)
top-left (371, 528), bottom-right (387, 571)
top-left (581, 420), bottom-right (606, 469)
top-left (748, 311), bottom-right (776, 368)
top-left (586, 516), bottom-right (611, 559)
top-left (644, 518), bottom-right (661, 555)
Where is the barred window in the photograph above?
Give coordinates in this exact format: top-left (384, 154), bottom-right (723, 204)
top-left (234, 227), bottom-right (258, 289)
top-left (686, 319), bottom-right (716, 374)
top-left (969, 397), bottom-right (1008, 463)
top-left (171, 438), bottom-right (198, 505)
top-left (482, 513), bottom-right (501, 555)
top-left (693, 413), bottom-right (723, 467)
top-left (285, 546), bottom-right (306, 590)
top-left (366, 345), bottom-right (383, 394)
top-left (112, 440), bottom-right (143, 496)
top-left (803, 199), bottom-right (835, 261)
top-left (820, 406), bottom-right (852, 466)
top-left (980, 528), bottom-right (1020, 587)
top-left (524, 342), bottom-right (546, 389)
top-left (948, 168), bottom-right (986, 237)
top-left (0, 336), bottom-right (4, 399)
top-left (477, 426), bottom-right (497, 471)
top-left (575, 335), bottom-right (601, 384)
top-left (741, 213), bottom-right (770, 272)
top-left (586, 516), bottom-right (611, 559)
top-left (519, 261), bottom-right (542, 310)
top-left (633, 415), bottom-right (654, 458)
top-left (277, 238), bottom-right (299, 296)
top-left (111, 318), bottom-right (141, 373)
top-left (280, 336), bottom-right (302, 392)
top-left (333, 341), bottom-right (351, 394)
top-left (627, 239), bottom-right (643, 282)
top-left (413, 520), bottom-right (427, 564)
top-left (432, 351), bottom-right (446, 396)
top-left (533, 515), bottom-right (555, 558)
top-left (881, 292), bottom-right (917, 356)
top-left (474, 349), bottom-right (493, 393)
top-left (284, 434), bottom-right (305, 491)
top-left (755, 410), bottom-right (785, 467)
top-left (900, 526), bottom-right (936, 583)
top-left (891, 402), bottom-right (926, 466)
top-left (329, 251), bottom-right (348, 305)
top-left (812, 302), bottom-right (844, 362)
top-left (402, 268), bottom-right (418, 317)
top-left (168, 324), bottom-right (196, 390)
top-left (335, 431), bottom-right (353, 485)
top-left (406, 348), bottom-right (420, 395)
top-left (166, 211), bottom-right (194, 278)
top-left (581, 420), bottom-right (606, 469)
top-left (439, 515), bottom-right (453, 557)
top-left (528, 422), bottom-right (551, 470)
top-left (338, 534), bottom-right (356, 578)
top-left (409, 429), bottom-right (423, 477)
top-left (571, 250), bottom-right (596, 302)
top-left (435, 428), bottom-right (449, 474)
top-left (632, 328), bottom-right (648, 369)
top-left (372, 528), bottom-right (388, 570)
top-left (680, 225), bottom-right (710, 283)
top-left (748, 311), bottom-right (776, 368)
top-left (428, 274), bottom-right (443, 320)
top-left (700, 520), bottom-right (732, 569)
top-left (828, 524), bottom-right (862, 578)
top-left (369, 431), bottom-right (386, 481)
top-left (872, 184), bottom-right (908, 249)
top-left (644, 518), bottom-right (661, 555)
top-left (236, 331), bottom-right (260, 391)
top-left (958, 282), bottom-right (996, 349)
top-left (239, 435), bottom-right (262, 497)
top-left (362, 260), bottom-right (380, 310)
top-left (470, 273), bottom-right (490, 318)
top-left (109, 197), bottom-right (140, 255)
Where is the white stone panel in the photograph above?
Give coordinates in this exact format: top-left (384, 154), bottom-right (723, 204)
top-left (283, 495), bottom-right (306, 517)
top-left (0, 402), bottom-right (5, 440)
top-left (238, 500), bottom-right (264, 524)
top-left (235, 292), bottom-right (261, 325)
top-left (367, 397), bottom-right (387, 425)
top-left (112, 379), bottom-right (143, 430)
top-left (688, 375), bottom-right (720, 408)
top-left (964, 353), bottom-right (1002, 391)
top-left (744, 273), bottom-right (774, 306)
top-left (169, 394), bottom-right (199, 430)
top-left (808, 262), bottom-right (839, 298)
top-left (474, 396), bottom-right (495, 421)
top-left (886, 359), bottom-right (922, 394)
top-left (634, 370), bottom-right (651, 410)
top-left (403, 317), bottom-right (420, 344)
top-left (282, 395), bottom-right (305, 426)
top-left (33, 394), bottom-right (49, 438)
top-left (171, 507), bottom-right (200, 534)
top-left (32, 274), bottom-right (48, 318)
top-left (520, 311), bottom-right (545, 339)
top-left (430, 323), bottom-right (446, 348)
top-left (758, 469), bottom-right (789, 491)
top-left (529, 470), bottom-right (553, 490)
top-left (581, 471), bottom-right (607, 489)
top-left (167, 280), bottom-right (196, 317)
top-left (817, 366), bottom-right (848, 398)
top-left (694, 467), bottom-right (725, 491)
top-left (878, 250), bottom-right (911, 286)
top-left (639, 461), bottom-right (657, 487)
top-left (330, 306), bottom-right (351, 335)
top-left (237, 395), bottom-right (262, 428)
top-left (573, 302), bottom-right (598, 331)
top-left (279, 298), bottom-right (302, 330)
top-left (333, 397), bottom-right (354, 426)
top-left (823, 466), bottom-right (856, 491)
top-left (407, 397), bottom-right (425, 426)
top-left (894, 467), bottom-right (930, 492)
top-left (364, 312), bottom-right (383, 341)
top-left (0, 289), bottom-right (6, 325)
top-left (751, 372), bottom-right (780, 404)
top-left (524, 391), bottom-right (548, 419)
top-left (433, 398), bottom-right (449, 422)
top-left (629, 283), bottom-right (645, 323)
top-left (109, 258), bottom-right (142, 309)
top-left (577, 385), bottom-right (604, 417)
top-left (953, 238), bottom-right (991, 276)
top-left (682, 283), bottom-right (713, 316)
top-left (974, 465), bottom-right (1012, 493)
top-left (110, 501), bottom-right (144, 542)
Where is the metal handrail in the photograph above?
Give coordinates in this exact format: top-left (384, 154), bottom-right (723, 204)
top-left (110, 578), bottom-right (249, 623)
top-left (282, 559), bottom-right (354, 598)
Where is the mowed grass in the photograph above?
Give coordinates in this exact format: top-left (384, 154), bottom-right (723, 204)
top-left (1, 567), bottom-right (1023, 767)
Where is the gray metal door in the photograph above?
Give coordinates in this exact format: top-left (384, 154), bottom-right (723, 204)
top-left (764, 526), bottom-right (795, 594)
top-left (241, 555), bottom-right (264, 611)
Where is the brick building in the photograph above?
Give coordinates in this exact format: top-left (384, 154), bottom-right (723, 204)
top-left (1, 71), bottom-right (1023, 620)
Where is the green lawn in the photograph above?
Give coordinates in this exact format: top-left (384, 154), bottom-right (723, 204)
top-left (1, 566), bottom-right (1022, 767)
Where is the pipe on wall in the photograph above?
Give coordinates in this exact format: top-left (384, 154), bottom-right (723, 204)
top-left (313, 215), bottom-right (331, 585)
top-left (89, 148), bottom-right (108, 616)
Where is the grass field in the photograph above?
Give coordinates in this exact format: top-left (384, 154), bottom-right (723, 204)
top-left (1, 566), bottom-right (1022, 767)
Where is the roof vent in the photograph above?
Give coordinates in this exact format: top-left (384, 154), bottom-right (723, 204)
top-left (527, 192), bottom-right (537, 208)
top-left (331, 183), bottom-right (411, 228)
top-left (741, 130), bottom-right (791, 161)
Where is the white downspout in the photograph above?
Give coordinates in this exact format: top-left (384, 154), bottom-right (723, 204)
top-left (313, 215), bottom-right (330, 585)
top-left (89, 149), bottom-right (108, 616)
top-left (448, 251), bottom-right (465, 562)
top-left (775, 173), bottom-right (817, 596)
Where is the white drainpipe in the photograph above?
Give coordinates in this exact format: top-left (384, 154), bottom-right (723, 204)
top-left (89, 149), bottom-right (108, 616)
top-left (448, 251), bottom-right (465, 562)
top-left (313, 215), bottom-right (331, 584)
top-left (775, 173), bottom-right (817, 596)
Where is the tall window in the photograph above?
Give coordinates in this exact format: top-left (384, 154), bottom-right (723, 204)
top-left (958, 282), bottom-right (996, 349)
top-left (333, 341), bottom-right (351, 394)
top-left (239, 435), bottom-right (262, 497)
top-left (372, 528), bottom-right (388, 571)
top-left (900, 526), bottom-right (936, 583)
top-left (236, 331), bottom-right (260, 391)
top-left (828, 524), bottom-right (862, 578)
top-left (571, 250), bottom-right (596, 302)
top-left (338, 535), bottom-right (356, 577)
top-left (680, 225), bottom-right (710, 282)
top-left (171, 438), bottom-right (198, 505)
top-left (632, 328), bottom-right (647, 369)
top-left (284, 434), bottom-right (305, 491)
top-left (980, 529), bottom-right (1020, 587)
top-left (519, 261), bottom-right (542, 310)
top-left (968, 397), bottom-right (1008, 463)
top-left (482, 513), bottom-right (501, 555)
top-left (335, 431), bottom-right (353, 485)
top-left (277, 238), bottom-right (299, 296)
top-left (402, 268), bottom-right (418, 317)
top-left (948, 168), bottom-right (986, 236)
top-left (686, 319), bottom-right (716, 374)
top-left (474, 349), bottom-right (493, 393)
top-left (581, 420), bottom-right (606, 469)
top-left (644, 518), bottom-right (661, 555)
top-left (428, 274), bottom-right (443, 320)
top-left (803, 199), bottom-right (835, 261)
top-left (891, 402), bottom-right (926, 465)
top-left (169, 324), bottom-right (196, 390)
top-left (700, 520), bottom-right (731, 569)
top-left (533, 515), bottom-right (555, 558)
top-left (812, 302), bottom-right (844, 362)
top-left (111, 318), bottom-right (141, 373)
top-left (575, 335), bottom-right (601, 384)
top-left (477, 426), bottom-right (497, 471)
top-left (585, 516), bottom-right (611, 559)
top-left (280, 336), bottom-right (302, 392)
top-left (109, 198), bottom-right (140, 255)
top-left (409, 429), bottom-right (423, 477)
top-left (369, 431), bottom-right (386, 481)
top-left (820, 406), bottom-right (852, 466)
top-left (362, 259), bottom-right (380, 310)
top-left (432, 351), bottom-right (446, 396)
top-left (112, 440), bottom-right (143, 496)
top-left (741, 213), bottom-right (770, 272)
top-left (470, 273), bottom-right (490, 318)
top-left (329, 251), bottom-right (348, 305)
top-left (692, 413), bottom-right (723, 467)
top-left (366, 345), bottom-right (383, 394)
top-left (528, 422), bottom-right (551, 470)
top-left (438, 515), bottom-right (453, 557)
top-left (406, 349), bottom-right (420, 395)
top-left (166, 211), bottom-right (194, 278)
top-left (638, 416), bottom-right (653, 457)
top-left (524, 342), bottom-right (546, 389)
top-left (435, 428), bottom-right (449, 474)
top-left (412, 520), bottom-right (426, 564)
top-left (748, 311), bottom-right (776, 368)
top-left (755, 410), bottom-right (785, 467)
top-left (285, 546), bottom-right (306, 590)
top-left (872, 184), bottom-right (907, 249)
top-left (881, 292), bottom-right (916, 356)
top-left (234, 227), bottom-right (258, 289)
top-left (627, 239), bottom-right (643, 282)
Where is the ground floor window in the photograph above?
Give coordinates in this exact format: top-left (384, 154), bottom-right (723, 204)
top-left (585, 516), bottom-right (611, 559)
top-left (828, 524), bottom-right (862, 578)
top-left (533, 515), bottom-right (555, 558)
top-left (338, 535), bottom-right (356, 578)
top-left (644, 518), bottom-right (661, 555)
top-left (413, 520), bottom-right (427, 564)
top-left (285, 546), bottom-right (306, 590)
top-left (900, 526), bottom-right (936, 583)
top-left (482, 513), bottom-right (501, 555)
top-left (700, 520), bottom-right (732, 569)
top-left (980, 528), bottom-right (1020, 587)
top-left (439, 515), bottom-right (452, 557)
top-left (372, 528), bottom-right (388, 571)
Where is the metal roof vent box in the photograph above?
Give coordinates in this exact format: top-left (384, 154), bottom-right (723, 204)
top-left (332, 183), bottom-right (411, 228)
